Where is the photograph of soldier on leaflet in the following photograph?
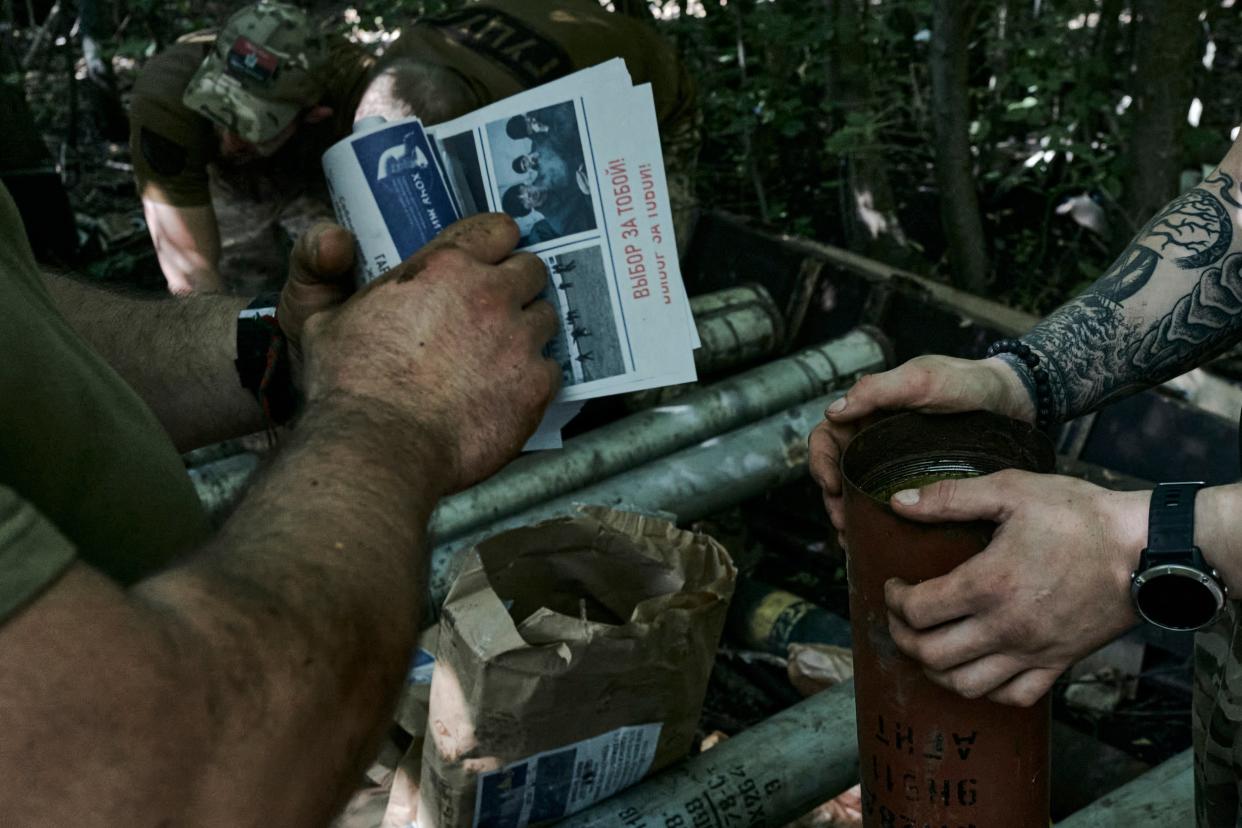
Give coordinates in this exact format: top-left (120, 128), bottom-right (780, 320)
top-left (491, 103), bottom-right (597, 248)
top-left (129, 0), bottom-right (699, 296)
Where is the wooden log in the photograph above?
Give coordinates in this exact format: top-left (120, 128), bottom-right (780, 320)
top-left (774, 227), bottom-right (1038, 336)
top-left (692, 210), bottom-right (1039, 338)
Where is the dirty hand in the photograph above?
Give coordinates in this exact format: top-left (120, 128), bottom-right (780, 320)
top-left (883, 470), bottom-right (1146, 707)
top-left (808, 355), bottom-right (1036, 533)
top-left (278, 222), bottom-right (358, 365)
top-left (300, 213), bottom-right (560, 492)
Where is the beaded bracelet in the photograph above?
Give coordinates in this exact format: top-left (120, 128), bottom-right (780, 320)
top-left (985, 339), bottom-right (1053, 431)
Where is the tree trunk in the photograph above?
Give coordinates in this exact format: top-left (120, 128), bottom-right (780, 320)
top-left (987, 0), bottom-right (1016, 90)
top-left (1082, 0), bottom-right (1124, 139)
top-left (613, 0), bottom-right (655, 24)
top-left (1122, 0), bottom-right (1198, 232)
top-left (930, 0), bottom-right (989, 293)
top-left (1094, 0), bottom-right (1124, 60)
top-left (823, 0), bottom-right (914, 268)
top-left (732, 0), bottom-right (769, 222)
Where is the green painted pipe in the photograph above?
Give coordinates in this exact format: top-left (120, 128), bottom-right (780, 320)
top-left (1057, 749), bottom-right (1192, 826)
top-left (187, 451), bottom-right (259, 526)
top-left (559, 681), bottom-right (859, 828)
top-left (429, 329), bottom-right (887, 546)
top-left (623, 285), bottom-right (786, 411)
top-left (188, 290), bottom-right (867, 523)
top-left (429, 391), bottom-right (846, 607)
top-left (687, 284), bottom-right (784, 375)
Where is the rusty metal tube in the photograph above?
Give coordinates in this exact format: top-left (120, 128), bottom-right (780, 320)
top-left (840, 412), bottom-right (1055, 827)
top-left (430, 329), bottom-right (887, 545)
top-left (560, 680), bottom-right (859, 828)
top-left (429, 391), bottom-right (846, 606)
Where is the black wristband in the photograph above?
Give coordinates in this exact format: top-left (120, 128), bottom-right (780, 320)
top-left (985, 339), bottom-right (1054, 431)
top-left (1146, 481), bottom-right (1204, 561)
top-left (235, 292), bottom-right (296, 426)
top-left (1131, 480), bottom-right (1226, 631)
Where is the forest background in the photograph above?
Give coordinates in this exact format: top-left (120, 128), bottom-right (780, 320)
top-left (6, 0), bottom-right (1235, 314)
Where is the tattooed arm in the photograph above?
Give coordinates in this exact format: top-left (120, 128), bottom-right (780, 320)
top-left (813, 141), bottom-right (1242, 531)
top-left (806, 144), bottom-right (1242, 710)
top-left (1022, 148), bottom-right (1242, 421)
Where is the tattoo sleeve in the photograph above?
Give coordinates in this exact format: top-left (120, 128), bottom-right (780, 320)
top-left (1023, 170), bottom-right (1242, 421)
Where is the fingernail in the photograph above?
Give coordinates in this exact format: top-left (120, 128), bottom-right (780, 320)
top-left (893, 489), bottom-right (920, 505)
top-left (827, 397), bottom-right (847, 415)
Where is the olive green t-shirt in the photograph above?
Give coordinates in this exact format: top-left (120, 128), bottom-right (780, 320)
top-left (0, 485), bottom-right (76, 624)
top-left (0, 182), bottom-right (209, 620)
top-left (0, 77), bottom-right (56, 177)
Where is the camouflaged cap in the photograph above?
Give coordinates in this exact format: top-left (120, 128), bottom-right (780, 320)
top-left (182, 2), bottom-right (330, 144)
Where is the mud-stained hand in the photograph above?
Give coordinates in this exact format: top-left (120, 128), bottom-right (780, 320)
top-left (808, 355), bottom-right (1037, 538)
top-left (278, 221), bottom-right (357, 368)
top-left (882, 470), bottom-right (1147, 707)
top-left (300, 213), bottom-right (560, 492)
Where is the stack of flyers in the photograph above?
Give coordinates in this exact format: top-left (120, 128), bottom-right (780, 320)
top-left (322, 60), bottom-right (699, 448)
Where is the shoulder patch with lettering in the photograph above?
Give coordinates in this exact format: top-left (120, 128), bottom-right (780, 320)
top-left (422, 8), bottom-right (573, 89)
top-left (140, 127), bottom-right (189, 177)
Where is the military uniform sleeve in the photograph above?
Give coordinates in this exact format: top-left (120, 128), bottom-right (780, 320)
top-left (0, 485), bottom-right (76, 626)
top-left (128, 42), bottom-right (216, 207)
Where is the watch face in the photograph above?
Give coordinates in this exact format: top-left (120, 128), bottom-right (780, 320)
top-left (1133, 566), bottom-right (1225, 631)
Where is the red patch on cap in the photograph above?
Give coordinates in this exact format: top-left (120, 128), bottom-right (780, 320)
top-left (226, 36), bottom-right (280, 83)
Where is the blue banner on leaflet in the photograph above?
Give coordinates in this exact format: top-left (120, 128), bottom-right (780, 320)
top-left (350, 120), bottom-right (461, 259)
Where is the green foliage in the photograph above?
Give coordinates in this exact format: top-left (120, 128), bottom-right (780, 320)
top-left (22, 0), bottom-right (1231, 316)
top-left (660, 0), bottom-right (844, 225)
top-left (654, 0), bottom-right (1223, 314)
top-left (326, 0), bottom-right (461, 35)
top-left (115, 36), bottom-right (159, 59)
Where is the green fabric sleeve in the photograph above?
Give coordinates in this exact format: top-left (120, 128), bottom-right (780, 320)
top-left (0, 485), bottom-right (76, 626)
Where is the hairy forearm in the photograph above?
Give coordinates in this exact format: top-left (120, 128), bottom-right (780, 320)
top-left (1021, 162), bottom-right (1242, 421)
top-left (161, 255), bottom-right (224, 295)
top-left (135, 400), bottom-right (440, 824)
top-left (142, 198), bottom-right (225, 294)
top-left (1112, 482), bottom-right (1242, 599)
top-left (43, 273), bottom-right (262, 450)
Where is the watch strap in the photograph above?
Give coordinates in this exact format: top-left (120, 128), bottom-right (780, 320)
top-left (1144, 481), bottom-right (1205, 566)
top-left (235, 292), bottom-right (296, 426)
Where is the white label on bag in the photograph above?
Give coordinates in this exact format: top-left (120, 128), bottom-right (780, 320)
top-left (472, 723), bottom-right (662, 828)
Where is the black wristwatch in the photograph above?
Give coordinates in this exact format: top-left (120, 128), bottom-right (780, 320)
top-left (235, 292), bottom-right (295, 425)
top-left (1130, 482), bottom-right (1227, 631)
